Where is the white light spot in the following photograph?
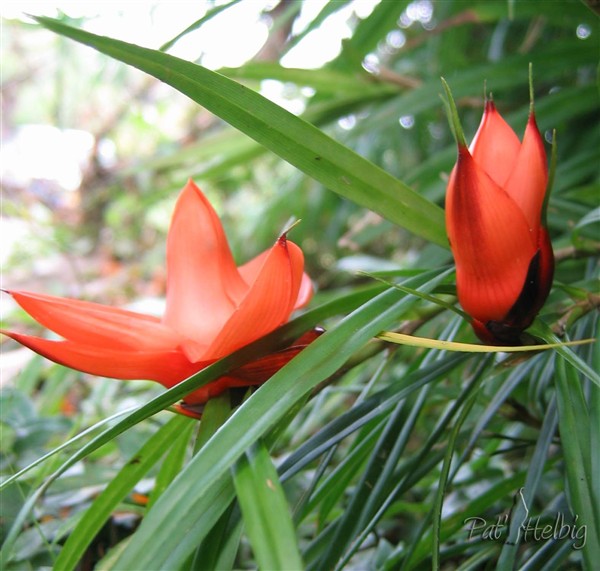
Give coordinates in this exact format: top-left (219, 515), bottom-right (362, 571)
top-left (362, 53), bottom-right (380, 74)
top-left (408, 0), bottom-right (433, 23)
top-left (338, 115), bottom-right (357, 130)
top-left (399, 115), bottom-right (415, 129)
top-left (399, 0), bottom-right (434, 27)
top-left (301, 86), bottom-right (316, 98)
top-left (576, 24), bottom-right (591, 39)
top-left (386, 30), bottom-right (406, 49)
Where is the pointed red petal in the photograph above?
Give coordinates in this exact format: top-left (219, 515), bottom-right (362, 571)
top-left (202, 235), bottom-right (304, 360)
top-left (446, 147), bottom-right (537, 323)
top-left (1, 330), bottom-right (203, 387)
top-left (239, 249), bottom-right (269, 284)
top-left (240, 244), bottom-right (313, 310)
top-left (7, 290), bottom-right (181, 351)
top-left (182, 327), bottom-right (324, 405)
top-left (162, 180), bottom-right (248, 345)
top-left (282, 239), bottom-right (307, 316)
top-left (470, 100), bottom-right (521, 188)
top-left (503, 112), bottom-right (548, 235)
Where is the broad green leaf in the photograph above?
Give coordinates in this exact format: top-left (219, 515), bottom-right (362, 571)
top-left (33, 16), bottom-right (447, 247)
top-left (233, 442), bottom-right (303, 570)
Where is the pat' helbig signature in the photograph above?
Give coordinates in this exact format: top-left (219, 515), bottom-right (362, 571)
top-left (464, 488), bottom-right (587, 550)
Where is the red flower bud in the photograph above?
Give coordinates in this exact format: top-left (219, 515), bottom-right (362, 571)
top-left (445, 100), bottom-right (554, 344)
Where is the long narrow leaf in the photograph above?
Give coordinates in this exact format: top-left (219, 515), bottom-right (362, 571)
top-left (53, 415), bottom-right (193, 571)
top-left (111, 270), bottom-right (450, 569)
top-left (32, 16), bottom-right (447, 246)
top-left (554, 356), bottom-right (600, 569)
top-left (233, 442), bottom-right (303, 570)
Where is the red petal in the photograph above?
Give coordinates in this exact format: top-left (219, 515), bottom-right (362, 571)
top-left (1, 330), bottom-right (203, 388)
top-left (294, 272), bottom-right (314, 309)
top-left (202, 235), bottom-right (304, 360)
top-left (532, 226), bottom-right (554, 314)
top-left (228, 327), bottom-right (323, 383)
top-left (470, 100), bottom-right (521, 188)
top-left (239, 249), bottom-right (269, 285)
top-left (182, 374), bottom-right (252, 405)
top-left (182, 327), bottom-right (324, 405)
top-left (7, 290), bottom-right (181, 351)
top-left (446, 147), bottom-right (537, 323)
top-left (282, 239), bottom-right (307, 316)
top-left (162, 180), bottom-right (248, 347)
top-left (504, 112), bottom-right (548, 235)
top-left (240, 245), bottom-right (313, 311)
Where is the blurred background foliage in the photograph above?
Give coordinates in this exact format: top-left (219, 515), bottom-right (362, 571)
top-left (0, 1), bottom-right (599, 569)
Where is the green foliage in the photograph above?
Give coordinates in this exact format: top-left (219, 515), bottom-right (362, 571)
top-left (1, 1), bottom-right (598, 569)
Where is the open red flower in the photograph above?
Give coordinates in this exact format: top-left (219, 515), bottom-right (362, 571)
top-left (445, 99), bottom-right (554, 344)
top-left (2, 180), bottom-right (315, 404)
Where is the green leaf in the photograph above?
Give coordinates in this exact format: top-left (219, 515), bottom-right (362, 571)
top-left (554, 355), bottom-right (600, 569)
top-left (497, 394), bottom-right (559, 570)
top-left (190, 504), bottom-right (243, 571)
top-left (440, 78), bottom-right (467, 148)
top-left (219, 62), bottom-right (396, 96)
top-left (110, 269), bottom-right (450, 569)
top-left (32, 16), bottom-right (447, 247)
top-left (233, 441), bottom-right (303, 570)
top-left (147, 418), bottom-right (195, 510)
top-left (331, 0), bottom-right (408, 70)
top-left (53, 415), bottom-right (194, 571)
top-left (529, 321), bottom-right (600, 388)
top-left (431, 357), bottom-right (492, 570)
top-left (0, 282), bottom-right (386, 567)
top-left (193, 393), bottom-right (232, 453)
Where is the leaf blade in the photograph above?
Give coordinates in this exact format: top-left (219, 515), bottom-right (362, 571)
top-left (32, 16), bottom-right (447, 247)
top-left (233, 442), bottom-right (303, 570)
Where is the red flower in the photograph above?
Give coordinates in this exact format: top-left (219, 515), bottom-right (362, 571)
top-left (2, 180), bottom-right (315, 404)
top-left (445, 99), bottom-right (554, 344)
